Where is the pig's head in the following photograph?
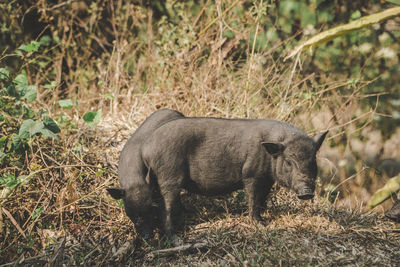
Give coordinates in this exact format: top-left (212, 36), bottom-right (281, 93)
top-left (107, 184), bottom-right (156, 239)
top-left (262, 130), bottom-right (328, 200)
top-left (385, 199), bottom-right (400, 223)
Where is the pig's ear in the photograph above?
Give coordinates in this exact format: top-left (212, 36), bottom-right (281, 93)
top-left (107, 188), bottom-right (125, 199)
top-left (262, 142), bottom-right (285, 156)
top-left (313, 130), bottom-right (328, 151)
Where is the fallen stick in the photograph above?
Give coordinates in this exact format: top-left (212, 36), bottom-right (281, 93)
top-left (149, 242), bottom-right (208, 257)
top-left (112, 240), bottom-right (132, 260)
top-left (2, 207), bottom-right (26, 238)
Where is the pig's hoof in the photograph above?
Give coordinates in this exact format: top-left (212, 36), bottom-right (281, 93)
top-left (142, 232), bottom-right (152, 241)
top-left (170, 235), bottom-right (184, 247)
top-left (250, 215), bottom-right (266, 225)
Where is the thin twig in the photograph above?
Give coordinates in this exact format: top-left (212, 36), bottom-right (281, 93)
top-left (148, 242), bottom-right (208, 257)
top-left (1, 207), bottom-right (26, 238)
top-left (198, 0), bottom-right (240, 36)
top-left (193, 0), bottom-right (211, 27)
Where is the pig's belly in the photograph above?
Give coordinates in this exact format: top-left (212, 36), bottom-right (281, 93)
top-left (183, 174), bottom-right (244, 196)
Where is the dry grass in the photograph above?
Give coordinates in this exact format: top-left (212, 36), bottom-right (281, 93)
top-left (2, 165), bottom-right (399, 266)
top-left (1, 1), bottom-right (398, 265)
top-left (1, 117), bottom-right (399, 266)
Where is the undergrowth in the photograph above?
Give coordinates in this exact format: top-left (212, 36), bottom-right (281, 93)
top-left (1, 0), bottom-right (399, 265)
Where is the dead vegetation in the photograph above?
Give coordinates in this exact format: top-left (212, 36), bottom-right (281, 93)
top-left (2, 164), bottom-right (399, 266)
top-left (1, 119), bottom-right (399, 265)
top-left (1, 0), bottom-right (400, 265)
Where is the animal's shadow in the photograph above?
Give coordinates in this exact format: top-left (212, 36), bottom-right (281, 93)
top-left (170, 188), bottom-right (387, 235)
top-left (180, 190), bottom-right (249, 224)
top-left (173, 188), bottom-right (295, 232)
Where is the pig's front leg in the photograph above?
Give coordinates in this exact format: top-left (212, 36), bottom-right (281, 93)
top-left (159, 178), bottom-right (184, 246)
top-left (243, 177), bottom-right (273, 222)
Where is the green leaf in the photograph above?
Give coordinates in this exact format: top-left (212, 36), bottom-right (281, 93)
top-left (10, 134), bottom-right (23, 151)
top-left (39, 35), bottom-right (52, 46)
top-left (39, 128), bottom-right (60, 140)
top-left (23, 105), bottom-right (35, 119)
top-left (223, 30), bottom-right (235, 39)
top-left (18, 44), bottom-right (30, 52)
top-left (6, 85), bottom-right (18, 98)
top-left (6, 179), bottom-right (19, 188)
top-left (300, 3), bottom-right (316, 26)
top-left (30, 121), bottom-right (44, 135)
top-left (53, 36), bottom-right (61, 44)
top-left (0, 173), bottom-right (14, 185)
top-left (0, 136), bottom-right (6, 150)
top-left (83, 112), bottom-right (96, 123)
top-left (18, 120), bottom-right (35, 139)
top-left (32, 207), bottom-right (44, 219)
top-left (100, 94), bottom-right (115, 99)
top-left (42, 116), bottom-right (61, 134)
top-left (44, 81), bottom-right (57, 89)
top-left (21, 85), bottom-right (37, 102)
top-left (17, 41), bottom-right (41, 53)
top-left (83, 109), bottom-right (102, 125)
top-left (18, 119), bottom-right (60, 140)
top-left (96, 169), bottom-right (105, 176)
top-left (14, 72), bottom-right (28, 86)
top-left (19, 119), bottom-right (44, 139)
top-left (58, 99), bottom-right (74, 109)
top-left (351, 10), bottom-right (361, 20)
top-left (0, 68), bottom-right (9, 80)
top-left (13, 71), bottom-right (37, 102)
top-left (303, 92), bottom-right (312, 100)
top-left (6, 174), bottom-right (20, 188)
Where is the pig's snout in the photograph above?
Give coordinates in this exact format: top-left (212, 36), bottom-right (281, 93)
top-left (297, 187), bottom-right (314, 200)
top-left (385, 200), bottom-right (400, 223)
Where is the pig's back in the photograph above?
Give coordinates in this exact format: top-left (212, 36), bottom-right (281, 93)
top-left (118, 109), bottom-right (184, 188)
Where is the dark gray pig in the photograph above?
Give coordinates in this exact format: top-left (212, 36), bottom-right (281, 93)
top-left (141, 116), bottom-right (328, 240)
top-left (107, 109), bottom-right (184, 239)
top-left (385, 191), bottom-right (400, 223)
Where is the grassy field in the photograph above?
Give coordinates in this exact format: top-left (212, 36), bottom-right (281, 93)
top-left (1, 1), bottom-right (400, 265)
top-left (1, 106), bottom-right (399, 266)
top-left (2, 172), bottom-right (400, 265)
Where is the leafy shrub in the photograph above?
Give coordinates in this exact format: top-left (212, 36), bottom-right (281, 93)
top-left (0, 39), bottom-right (61, 201)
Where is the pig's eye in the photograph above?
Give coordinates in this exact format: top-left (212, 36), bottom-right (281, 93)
top-left (284, 160), bottom-right (292, 168)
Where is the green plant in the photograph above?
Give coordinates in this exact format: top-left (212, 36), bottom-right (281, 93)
top-left (82, 109), bottom-right (102, 127)
top-left (0, 39), bottom-right (62, 206)
top-left (0, 69), bottom-right (60, 164)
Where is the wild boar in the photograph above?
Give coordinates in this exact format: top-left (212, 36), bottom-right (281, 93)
top-left (141, 116), bottom-right (328, 241)
top-left (385, 191), bottom-right (400, 223)
top-left (107, 109), bottom-right (184, 239)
